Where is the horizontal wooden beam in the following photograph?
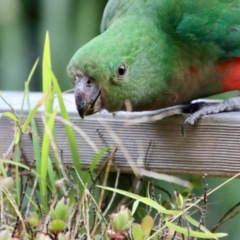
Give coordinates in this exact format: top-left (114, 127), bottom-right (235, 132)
top-left (1, 91), bottom-right (240, 177)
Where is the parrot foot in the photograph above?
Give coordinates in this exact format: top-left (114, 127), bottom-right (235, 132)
top-left (182, 96), bottom-right (240, 136)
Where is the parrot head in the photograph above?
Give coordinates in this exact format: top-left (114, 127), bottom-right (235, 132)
top-left (67, 16), bottom-right (171, 118)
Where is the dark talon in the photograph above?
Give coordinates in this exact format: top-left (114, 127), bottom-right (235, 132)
top-left (182, 113), bottom-right (201, 136)
top-left (181, 121), bottom-right (188, 137)
top-left (181, 101), bottom-right (212, 136)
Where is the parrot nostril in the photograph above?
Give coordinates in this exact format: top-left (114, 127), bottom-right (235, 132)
top-left (87, 79), bottom-right (91, 85)
top-left (86, 78), bottom-right (93, 86)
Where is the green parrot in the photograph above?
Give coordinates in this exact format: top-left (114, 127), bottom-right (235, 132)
top-left (67, 0), bottom-right (240, 125)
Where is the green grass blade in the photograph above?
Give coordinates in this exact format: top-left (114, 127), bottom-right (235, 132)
top-left (97, 186), bottom-right (181, 215)
top-left (0, 112), bottom-right (19, 122)
top-left (19, 58), bottom-right (39, 121)
top-left (40, 109), bottom-right (57, 209)
top-left (24, 83), bottom-right (42, 183)
top-left (42, 31), bottom-right (54, 114)
top-left (185, 215), bottom-right (213, 234)
top-left (165, 220), bottom-right (227, 239)
top-left (51, 72), bottom-right (81, 173)
top-left (83, 146), bottom-right (110, 184)
top-left (1, 159), bottom-right (52, 190)
top-left (21, 90), bottom-right (50, 133)
top-left (1, 159), bottom-right (39, 176)
top-left (26, 58), bottom-right (39, 86)
top-left (0, 158), bottom-right (7, 177)
top-left (14, 146), bottom-right (21, 204)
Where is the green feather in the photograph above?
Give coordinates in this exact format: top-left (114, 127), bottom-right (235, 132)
top-left (68, 0), bottom-right (240, 113)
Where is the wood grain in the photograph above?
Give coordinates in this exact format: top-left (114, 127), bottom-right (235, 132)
top-left (1, 91), bottom-right (240, 177)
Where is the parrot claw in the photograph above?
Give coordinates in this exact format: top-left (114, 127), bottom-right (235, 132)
top-left (182, 96), bottom-right (240, 136)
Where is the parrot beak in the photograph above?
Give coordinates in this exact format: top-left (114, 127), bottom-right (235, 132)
top-left (74, 76), bottom-right (101, 118)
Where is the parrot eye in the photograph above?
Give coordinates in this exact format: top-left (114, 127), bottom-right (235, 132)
top-left (116, 64), bottom-right (127, 78)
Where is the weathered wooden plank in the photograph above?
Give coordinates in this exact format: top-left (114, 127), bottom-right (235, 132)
top-left (1, 91), bottom-right (240, 177)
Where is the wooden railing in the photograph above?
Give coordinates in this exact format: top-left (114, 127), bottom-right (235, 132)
top-left (1, 91), bottom-right (240, 177)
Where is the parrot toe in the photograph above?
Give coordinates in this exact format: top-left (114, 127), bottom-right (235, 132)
top-left (182, 96), bottom-right (240, 136)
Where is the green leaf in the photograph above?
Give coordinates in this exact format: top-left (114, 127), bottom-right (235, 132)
top-left (25, 58), bottom-right (39, 86)
top-left (83, 146), bottom-right (110, 185)
top-left (131, 223), bottom-right (143, 240)
top-left (165, 220), bottom-right (227, 239)
top-left (22, 90), bottom-right (50, 133)
top-left (19, 58), bottom-right (39, 121)
top-left (176, 193), bottom-right (184, 209)
top-left (132, 200), bottom-right (140, 215)
top-left (185, 215), bottom-right (213, 234)
top-left (53, 201), bottom-right (68, 221)
top-left (42, 31), bottom-right (54, 114)
top-left (0, 160), bottom-right (42, 185)
top-left (0, 112), bottom-right (18, 122)
top-left (49, 219), bottom-right (66, 233)
top-left (189, 177), bottom-right (203, 188)
top-left (0, 159), bottom-right (7, 177)
top-left (40, 109), bottom-right (57, 208)
top-left (25, 91), bottom-right (41, 182)
top-left (97, 186), bottom-right (181, 215)
top-left (141, 215), bottom-right (154, 239)
top-left (51, 72), bottom-right (81, 175)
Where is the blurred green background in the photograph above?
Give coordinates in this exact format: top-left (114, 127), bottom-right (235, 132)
top-left (0, 0), bottom-right (107, 91)
top-left (1, 1), bottom-right (240, 239)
